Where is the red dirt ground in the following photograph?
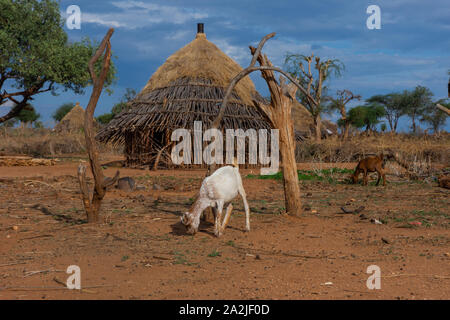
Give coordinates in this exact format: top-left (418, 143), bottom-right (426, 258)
top-left (0, 160), bottom-right (449, 300)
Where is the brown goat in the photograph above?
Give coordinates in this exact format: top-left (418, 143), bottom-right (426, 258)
top-left (352, 154), bottom-right (386, 186)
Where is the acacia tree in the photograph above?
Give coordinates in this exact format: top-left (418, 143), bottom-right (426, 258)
top-left (347, 104), bottom-right (385, 134)
top-left (0, 0), bottom-right (116, 124)
top-left (404, 86), bottom-right (433, 134)
top-left (325, 89), bottom-right (361, 140)
top-left (366, 92), bottom-right (408, 133)
top-left (284, 53), bottom-right (344, 141)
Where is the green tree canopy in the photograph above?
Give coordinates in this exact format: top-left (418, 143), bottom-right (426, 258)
top-left (0, 0), bottom-right (117, 124)
top-left (17, 103), bottom-right (40, 125)
top-left (347, 104), bottom-right (385, 132)
top-left (403, 86), bottom-right (434, 133)
top-left (52, 102), bottom-right (75, 122)
top-left (96, 113), bottom-right (114, 125)
top-left (366, 92), bottom-right (408, 132)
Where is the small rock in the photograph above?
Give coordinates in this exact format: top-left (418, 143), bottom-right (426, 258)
top-left (321, 282), bottom-right (333, 286)
top-left (311, 210), bottom-right (318, 214)
top-left (117, 177), bottom-right (136, 191)
top-left (408, 221), bottom-right (422, 226)
top-left (12, 226), bottom-right (19, 231)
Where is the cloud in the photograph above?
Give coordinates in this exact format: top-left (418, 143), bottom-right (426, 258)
top-left (208, 38), bottom-right (249, 65)
top-left (80, 1), bottom-right (208, 29)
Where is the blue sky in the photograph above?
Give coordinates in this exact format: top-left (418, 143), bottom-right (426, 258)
top-left (2, 0), bottom-right (449, 131)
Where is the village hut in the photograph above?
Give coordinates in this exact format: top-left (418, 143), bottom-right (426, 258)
top-left (97, 24), bottom-right (273, 169)
top-left (55, 103), bottom-right (86, 133)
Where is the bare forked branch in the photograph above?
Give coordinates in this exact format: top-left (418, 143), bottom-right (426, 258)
top-left (78, 28), bottom-right (119, 223)
top-left (211, 33), bottom-right (318, 131)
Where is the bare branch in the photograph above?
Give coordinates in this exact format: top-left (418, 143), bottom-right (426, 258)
top-left (211, 33), bottom-right (275, 129)
top-left (79, 28), bottom-right (118, 223)
top-left (437, 103), bottom-right (450, 116)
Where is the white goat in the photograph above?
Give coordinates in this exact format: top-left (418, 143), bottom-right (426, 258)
top-left (181, 164), bottom-right (250, 237)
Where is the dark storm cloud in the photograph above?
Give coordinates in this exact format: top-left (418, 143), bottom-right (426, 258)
top-left (21, 0), bottom-right (449, 130)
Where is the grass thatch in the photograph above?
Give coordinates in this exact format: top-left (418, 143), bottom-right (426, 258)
top-left (141, 33), bottom-right (257, 106)
top-left (97, 77), bottom-right (271, 145)
top-left (55, 104), bottom-right (85, 133)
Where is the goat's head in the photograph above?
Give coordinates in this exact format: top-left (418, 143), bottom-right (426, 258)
top-left (181, 212), bottom-right (197, 235)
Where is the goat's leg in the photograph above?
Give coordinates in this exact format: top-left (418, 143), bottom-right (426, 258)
top-left (363, 170), bottom-right (368, 186)
top-left (219, 203), bottom-right (233, 234)
top-left (352, 168), bottom-right (361, 184)
top-left (239, 190), bottom-right (250, 232)
top-left (376, 171), bottom-right (381, 186)
top-left (214, 201), bottom-right (224, 237)
top-left (382, 171), bottom-right (386, 186)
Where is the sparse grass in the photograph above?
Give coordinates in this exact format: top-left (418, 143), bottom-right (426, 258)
top-left (225, 240), bottom-right (236, 247)
top-left (208, 250), bottom-right (221, 258)
top-left (247, 168), bottom-right (353, 184)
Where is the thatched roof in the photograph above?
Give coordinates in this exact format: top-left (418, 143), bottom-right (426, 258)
top-left (97, 30), bottom-right (271, 145)
top-left (142, 33), bottom-right (257, 106)
top-left (55, 103), bottom-right (85, 133)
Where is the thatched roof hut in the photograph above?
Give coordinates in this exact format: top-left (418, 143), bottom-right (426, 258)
top-left (97, 24), bottom-right (272, 168)
top-left (55, 103), bottom-right (85, 133)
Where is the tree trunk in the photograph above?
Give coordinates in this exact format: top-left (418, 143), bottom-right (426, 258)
top-left (270, 84), bottom-right (302, 216)
top-left (314, 114), bottom-right (322, 142)
top-left (212, 38), bottom-right (303, 217)
top-left (343, 121), bottom-right (350, 140)
top-left (254, 75), bottom-right (302, 216)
